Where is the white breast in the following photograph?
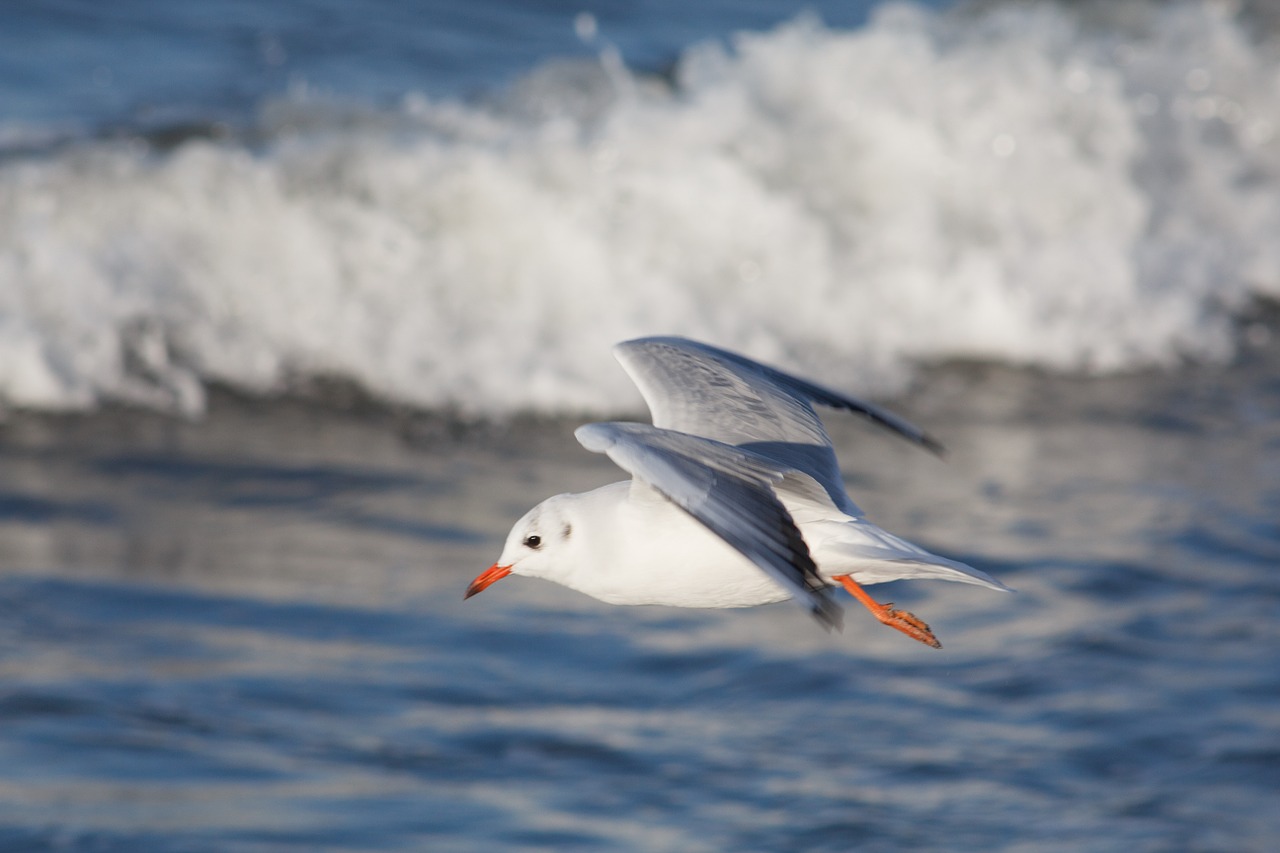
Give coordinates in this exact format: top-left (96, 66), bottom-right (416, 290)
top-left (560, 482), bottom-right (793, 609)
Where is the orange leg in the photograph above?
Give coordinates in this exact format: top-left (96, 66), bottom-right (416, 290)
top-left (832, 575), bottom-right (941, 649)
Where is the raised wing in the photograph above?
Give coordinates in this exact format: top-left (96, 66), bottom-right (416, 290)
top-left (575, 421), bottom-right (842, 630)
top-left (614, 337), bottom-right (945, 456)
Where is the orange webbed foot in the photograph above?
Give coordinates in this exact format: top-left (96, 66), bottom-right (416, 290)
top-left (832, 574), bottom-right (942, 649)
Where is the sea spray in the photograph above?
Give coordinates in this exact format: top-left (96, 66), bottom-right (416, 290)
top-left (2, 1), bottom-right (1278, 415)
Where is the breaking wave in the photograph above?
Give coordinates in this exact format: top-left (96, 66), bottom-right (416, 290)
top-left (3, 0), bottom-right (1279, 415)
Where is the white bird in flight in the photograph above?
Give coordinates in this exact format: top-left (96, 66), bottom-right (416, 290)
top-left (466, 336), bottom-right (1008, 647)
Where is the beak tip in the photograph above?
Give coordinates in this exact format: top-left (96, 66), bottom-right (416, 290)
top-left (464, 563), bottom-right (512, 600)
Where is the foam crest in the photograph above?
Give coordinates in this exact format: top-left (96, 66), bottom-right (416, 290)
top-left (2, 1), bottom-right (1278, 415)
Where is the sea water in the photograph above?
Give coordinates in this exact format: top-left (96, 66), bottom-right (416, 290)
top-left (1, 354), bottom-right (1278, 852)
top-left (1, 1), bottom-right (1278, 850)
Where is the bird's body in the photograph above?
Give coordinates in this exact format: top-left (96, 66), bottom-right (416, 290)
top-left (467, 336), bottom-right (1008, 647)
top-left (516, 481), bottom-right (789, 610)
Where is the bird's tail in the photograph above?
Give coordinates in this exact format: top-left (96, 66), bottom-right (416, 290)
top-left (819, 522), bottom-right (1012, 591)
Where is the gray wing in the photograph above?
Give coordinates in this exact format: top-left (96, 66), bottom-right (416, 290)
top-left (613, 337), bottom-right (944, 512)
top-left (575, 421), bottom-right (842, 630)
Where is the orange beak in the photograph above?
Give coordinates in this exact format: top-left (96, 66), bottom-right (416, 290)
top-left (465, 563), bottom-right (512, 599)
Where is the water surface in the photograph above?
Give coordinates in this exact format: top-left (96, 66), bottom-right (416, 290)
top-left (1, 345), bottom-right (1276, 851)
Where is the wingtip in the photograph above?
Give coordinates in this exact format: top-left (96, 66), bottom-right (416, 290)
top-left (920, 433), bottom-right (948, 458)
top-left (810, 595), bottom-right (844, 633)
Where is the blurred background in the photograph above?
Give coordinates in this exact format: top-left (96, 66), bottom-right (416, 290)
top-left (0, 0), bottom-right (1278, 850)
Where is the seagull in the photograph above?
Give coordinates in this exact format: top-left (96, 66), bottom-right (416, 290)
top-left (466, 336), bottom-right (1008, 647)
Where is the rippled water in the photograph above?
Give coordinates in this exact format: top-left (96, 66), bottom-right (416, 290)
top-left (1, 341), bottom-right (1277, 851)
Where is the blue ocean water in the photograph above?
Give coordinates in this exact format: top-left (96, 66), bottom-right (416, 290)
top-left (0, 0), bottom-right (896, 130)
top-left (1, 0), bottom-right (1279, 851)
top-left (1, 354), bottom-right (1278, 852)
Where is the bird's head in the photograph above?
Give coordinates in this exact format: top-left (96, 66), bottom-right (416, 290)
top-left (465, 494), bottom-right (579, 599)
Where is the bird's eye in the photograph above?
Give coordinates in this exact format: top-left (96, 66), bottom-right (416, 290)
top-left (523, 535), bottom-right (542, 550)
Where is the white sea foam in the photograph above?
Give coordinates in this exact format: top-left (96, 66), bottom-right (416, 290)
top-left (2, 1), bottom-right (1279, 416)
